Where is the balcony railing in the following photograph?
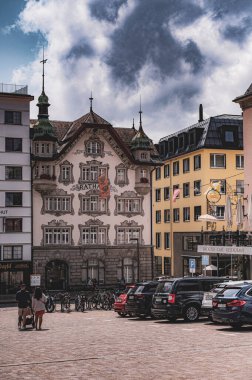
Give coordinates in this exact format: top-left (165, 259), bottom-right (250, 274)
top-left (0, 83), bottom-right (28, 95)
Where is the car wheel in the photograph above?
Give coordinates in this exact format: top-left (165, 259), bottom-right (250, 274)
top-left (118, 312), bottom-right (127, 318)
top-left (230, 322), bottom-right (243, 329)
top-left (184, 305), bottom-right (200, 322)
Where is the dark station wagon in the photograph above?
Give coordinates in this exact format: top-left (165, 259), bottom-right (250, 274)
top-left (125, 281), bottom-right (159, 319)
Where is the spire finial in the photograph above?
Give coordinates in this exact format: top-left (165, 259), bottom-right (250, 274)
top-left (40, 46), bottom-right (47, 94)
top-left (132, 118), bottom-right (135, 130)
top-left (89, 92), bottom-right (93, 112)
top-left (139, 95), bottom-right (143, 132)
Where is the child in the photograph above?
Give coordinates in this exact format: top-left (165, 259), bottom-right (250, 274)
top-left (32, 287), bottom-right (47, 330)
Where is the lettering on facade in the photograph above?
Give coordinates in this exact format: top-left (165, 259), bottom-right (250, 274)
top-left (197, 245), bottom-right (252, 256)
top-left (0, 262), bottom-right (31, 272)
top-left (0, 210), bottom-right (8, 215)
top-left (73, 149), bottom-right (114, 156)
top-left (70, 183), bottom-right (118, 193)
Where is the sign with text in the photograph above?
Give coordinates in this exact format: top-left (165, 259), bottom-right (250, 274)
top-left (30, 275), bottom-right (41, 287)
top-left (197, 245), bottom-right (252, 256)
top-left (189, 258), bottom-right (196, 273)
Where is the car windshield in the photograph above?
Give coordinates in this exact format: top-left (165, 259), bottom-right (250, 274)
top-left (134, 285), bottom-right (145, 294)
top-left (217, 287), bottom-right (242, 298)
top-left (156, 281), bottom-right (173, 293)
top-left (127, 287), bottom-right (136, 295)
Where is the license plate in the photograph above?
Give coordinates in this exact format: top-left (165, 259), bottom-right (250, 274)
top-left (218, 303), bottom-right (226, 308)
top-left (155, 297), bottom-right (162, 302)
top-left (205, 294), bottom-right (213, 300)
top-left (129, 295), bottom-right (134, 300)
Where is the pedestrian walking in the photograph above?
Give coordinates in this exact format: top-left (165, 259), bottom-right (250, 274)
top-left (16, 283), bottom-right (31, 330)
top-left (32, 287), bottom-right (47, 330)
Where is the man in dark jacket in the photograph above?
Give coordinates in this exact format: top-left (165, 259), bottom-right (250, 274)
top-left (16, 283), bottom-right (31, 330)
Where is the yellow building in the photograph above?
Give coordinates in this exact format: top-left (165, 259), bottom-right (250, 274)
top-left (153, 112), bottom-right (244, 277)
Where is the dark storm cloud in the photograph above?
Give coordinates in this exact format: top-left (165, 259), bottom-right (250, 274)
top-left (106, 0), bottom-right (205, 86)
top-left (223, 17), bottom-right (252, 44)
top-left (66, 42), bottom-right (94, 59)
top-left (205, 0), bottom-right (252, 44)
top-left (89, 0), bottom-right (128, 23)
top-left (205, 0), bottom-right (252, 19)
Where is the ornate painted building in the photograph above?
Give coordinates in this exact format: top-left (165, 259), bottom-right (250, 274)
top-left (31, 77), bottom-right (161, 289)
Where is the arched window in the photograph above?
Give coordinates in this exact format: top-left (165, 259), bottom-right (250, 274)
top-left (81, 259), bottom-right (105, 285)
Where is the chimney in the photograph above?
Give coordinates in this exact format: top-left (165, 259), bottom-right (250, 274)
top-left (198, 104), bottom-right (204, 122)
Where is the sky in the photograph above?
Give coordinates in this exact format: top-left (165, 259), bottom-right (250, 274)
top-left (1, 0), bottom-right (252, 143)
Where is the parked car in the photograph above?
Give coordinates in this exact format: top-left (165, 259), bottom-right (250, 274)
top-left (212, 283), bottom-right (252, 329)
top-left (113, 285), bottom-right (136, 317)
top-left (125, 281), bottom-right (159, 319)
top-left (151, 277), bottom-right (228, 322)
top-left (201, 280), bottom-right (252, 319)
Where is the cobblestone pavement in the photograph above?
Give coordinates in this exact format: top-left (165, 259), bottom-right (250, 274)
top-left (1, 307), bottom-right (252, 380)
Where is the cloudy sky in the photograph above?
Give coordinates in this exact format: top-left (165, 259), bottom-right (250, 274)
top-left (1, 0), bottom-right (252, 142)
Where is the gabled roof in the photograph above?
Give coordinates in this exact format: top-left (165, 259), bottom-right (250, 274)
top-left (30, 110), bottom-right (161, 165)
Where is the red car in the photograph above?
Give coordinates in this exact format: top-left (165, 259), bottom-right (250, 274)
top-left (114, 285), bottom-right (135, 317)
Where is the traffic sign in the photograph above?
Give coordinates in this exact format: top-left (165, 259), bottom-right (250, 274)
top-left (202, 255), bottom-right (209, 266)
top-left (189, 258), bottom-right (196, 273)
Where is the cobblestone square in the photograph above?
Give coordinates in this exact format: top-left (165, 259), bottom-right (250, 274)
top-left (1, 307), bottom-right (252, 380)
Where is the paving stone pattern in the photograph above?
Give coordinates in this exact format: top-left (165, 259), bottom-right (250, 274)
top-left (1, 307), bottom-right (252, 379)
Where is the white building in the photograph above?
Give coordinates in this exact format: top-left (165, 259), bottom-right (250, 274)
top-left (0, 84), bottom-right (34, 294)
top-left (31, 81), bottom-right (161, 289)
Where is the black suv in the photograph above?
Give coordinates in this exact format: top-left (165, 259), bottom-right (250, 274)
top-left (151, 277), bottom-right (227, 322)
top-left (125, 281), bottom-right (159, 318)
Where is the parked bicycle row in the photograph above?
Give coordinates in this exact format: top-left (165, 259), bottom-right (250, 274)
top-left (113, 277), bottom-right (252, 329)
top-left (45, 289), bottom-right (116, 313)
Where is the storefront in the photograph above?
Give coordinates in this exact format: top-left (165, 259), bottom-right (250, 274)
top-left (0, 261), bottom-right (32, 294)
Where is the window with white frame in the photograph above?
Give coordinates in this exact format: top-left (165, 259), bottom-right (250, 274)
top-left (194, 155), bottom-right (201, 170)
top-left (173, 208), bottom-right (180, 222)
top-left (183, 158), bottom-right (190, 173)
top-left (173, 161), bottom-right (179, 176)
top-left (80, 164), bottom-right (107, 182)
top-left (44, 227), bottom-right (71, 245)
top-left (45, 196), bottom-right (71, 212)
top-left (236, 155), bottom-right (244, 169)
top-left (215, 205), bottom-right (225, 219)
top-left (156, 210), bottom-right (161, 223)
top-left (81, 195), bottom-right (107, 213)
top-left (236, 180), bottom-right (244, 194)
top-left (155, 189), bottom-right (161, 202)
top-left (116, 227), bottom-right (141, 245)
top-left (211, 179), bottom-right (226, 194)
top-left (80, 226), bottom-right (107, 245)
top-left (87, 141), bottom-right (101, 155)
top-left (164, 187), bottom-right (170, 200)
top-left (164, 233), bottom-right (170, 249)
top-left (164, 164), bottom-right (170, 178)
top-left (156, 232), bottom-right (161, 249)
top-left (62, 165), bottom-right (71, 181)
top-left (164, 209), bottom-right (170, 223)
top-left (183, 207), bottom-right (190, 222)
top-left (116, 198), bottom-right (141, 214)
top-left (210, 154), bottom-right (226, 168)
top-left (117, 168), bottom-right (126, 183)
top-left (194, 180), bottom-right (201, 196)
top-left (183, 183), bottom-right (190, 197)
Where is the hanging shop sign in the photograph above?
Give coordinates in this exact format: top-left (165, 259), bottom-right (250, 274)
top-left (0, 261), bottom-right (32, 272)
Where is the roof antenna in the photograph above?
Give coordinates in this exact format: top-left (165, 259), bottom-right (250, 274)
top-left (40, 46), bottom-right (47, 94)
top-left (89, 92), bottom-right (93, 112)
top-left (198, 104), bottom-right (204, 122)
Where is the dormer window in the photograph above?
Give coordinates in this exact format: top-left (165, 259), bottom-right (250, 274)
top-left (140, 152), bottom-right (148, 160)
top-left (178, 135), bottom-right (184, 149)
top-left (34, 142), bottom-right (54, 156)
top-left (87, 141), bottom-right (101, 154)
top-left (225, 131), bottom-right (234, 143)
top-left (189, 131), bottom-right (195, 146)
top-left (84, 137), bottom-right (104, 157)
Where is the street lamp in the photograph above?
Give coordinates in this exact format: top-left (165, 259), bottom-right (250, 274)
top-left (130, 238), bottom-right (140, 282)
